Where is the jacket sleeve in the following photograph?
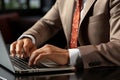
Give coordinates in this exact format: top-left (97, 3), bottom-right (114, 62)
top-left (79, 0), bottom-right (120, 68)
top-left (22, 1), bottom-right (62, 47)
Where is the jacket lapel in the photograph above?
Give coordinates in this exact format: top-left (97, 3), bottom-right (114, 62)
top-left (65, 0), bottom-right (75, 46)
top-left (78, 0), bottom-right (96, 45)
top-left (80, 0), bottom-right (96, 25)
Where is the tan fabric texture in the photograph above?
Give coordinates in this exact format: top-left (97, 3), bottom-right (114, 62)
top-left (23, 0), bottom-right (120, 68)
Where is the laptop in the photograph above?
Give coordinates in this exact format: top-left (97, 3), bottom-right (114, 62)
top-left (0, 31), bottom-right (74, 74)
top-left (0, 65), bottom-right (74, 80)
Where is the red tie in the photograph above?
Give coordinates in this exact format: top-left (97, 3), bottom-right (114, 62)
top-left (70, 0), bottom-right (82, 48)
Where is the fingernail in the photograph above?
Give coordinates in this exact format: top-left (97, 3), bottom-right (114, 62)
top-left (16, 54), bottom-right (20, 58)
top-left (10, 54), bottom-right (14, 57)
top-left (34, 60), bottom-right (37, 65)
top-left (21, 54), bottom-right (24, 58)
top-left (28, 62), bottom-right (31, 66)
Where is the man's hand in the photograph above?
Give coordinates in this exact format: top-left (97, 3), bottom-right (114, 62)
top-left (10, 38), bottom-right (37, 58)
top-left (29, 44), bottom-right (69, 66)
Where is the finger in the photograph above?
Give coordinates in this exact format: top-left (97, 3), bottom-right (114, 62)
top-left (29, 46), bottom-right (37, 57)
top-left (21, 54), bottom-right (24, 59)
top-left (23, 38), bottom-right (33, 57)
top-left (16, 40), bottom-right (24, 58)
top-left (33, 53), bottom-right (46, 65)
top-left (28, 50), bottom-right (41, 66)
top-left (22, 48), bottom-right (28, 58)
top-left (10, 41), bottom-right (17, 57)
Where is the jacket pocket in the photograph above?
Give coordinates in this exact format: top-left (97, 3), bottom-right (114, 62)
top-left (88, 13), bottom-right (110, 44)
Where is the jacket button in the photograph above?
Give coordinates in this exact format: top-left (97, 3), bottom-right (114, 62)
top-left (89, 61), bottom-right (101, 67)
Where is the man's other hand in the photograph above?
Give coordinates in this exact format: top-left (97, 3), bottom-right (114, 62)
top-left (29, 44), bottom-right (69, 66)
top-left (10, 38), bottom-right (37, 58)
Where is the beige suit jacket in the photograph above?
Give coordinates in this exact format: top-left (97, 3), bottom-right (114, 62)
top-left (23, 0), bottom-right (120, 68)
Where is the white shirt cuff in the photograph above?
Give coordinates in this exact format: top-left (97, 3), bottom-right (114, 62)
top-left (18, 35), bottom-right (36, 44)
top-left (68, 48), bottom-right (81, 66)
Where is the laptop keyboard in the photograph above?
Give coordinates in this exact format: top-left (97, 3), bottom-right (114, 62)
top-left (10, 56), bottom-right (48, 70)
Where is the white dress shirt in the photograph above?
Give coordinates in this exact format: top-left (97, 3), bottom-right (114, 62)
top-left (19, 0), bottom-right (87, 66)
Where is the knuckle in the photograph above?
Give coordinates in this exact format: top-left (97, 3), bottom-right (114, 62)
top-left (23, 44), bottom-right (28, 49)
top-left (23, 38), bottom-right (32, 44)
top-left (16, 50), bottom-right (21, 53)
top-left (17, 39), bottom-right (22, 43)
top-left (31, 50), bottom-right (35, 53)
top-left (44, 44), bottom-right (52, 51)
top-left (45, 44), bottom-right (51, 48)
top-left (16, 40), bottom-right (23, 46)
top-left (46, 47), bottom-right (51, 52)
top-left (44, 44), bottom-right (51, 48)
top-left (10, 41), bottom-right (17, 47)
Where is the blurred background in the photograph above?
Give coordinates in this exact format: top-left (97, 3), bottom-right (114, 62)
top-left (0, 0), bottom-right (66, 48)
top-left (0, 0), bottom-right (55, 43)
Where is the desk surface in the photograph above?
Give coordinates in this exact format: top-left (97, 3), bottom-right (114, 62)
top-left (0, 66), bottom-right (120, 80)
top-left (0, 67), bottom-right (120, 80)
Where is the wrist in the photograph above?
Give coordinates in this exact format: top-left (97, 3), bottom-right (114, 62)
top-left (68, 49), bottom-right (80, 66)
